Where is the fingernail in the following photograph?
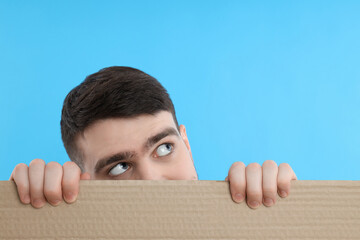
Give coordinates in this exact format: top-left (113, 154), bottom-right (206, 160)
top-left (65, 192), bottom-right (75, 203)
top-left (51, 200), bottom-right (61, 206)
top-left (33, 199), bottom-right (44, 208)
top-left (249, 201), bottom-right (259, 208)
top-left (23, 194), bottom-right (30, 204)
top-left (264, 197), bottom-right (274, 206)
top-left (234, 193), bottom-right (244, 202)
top-left (280, 190), bottom-right (288, 197)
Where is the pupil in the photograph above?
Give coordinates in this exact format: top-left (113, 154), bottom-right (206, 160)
top-left (166, 144), bottom-right (171, 150)
top-left (120, 163), bottom-right (127, 168)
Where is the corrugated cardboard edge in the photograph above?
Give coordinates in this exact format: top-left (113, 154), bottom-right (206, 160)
top-left (1, 180), bottom-right (359, 239)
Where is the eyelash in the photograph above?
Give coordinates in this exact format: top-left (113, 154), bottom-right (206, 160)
top-left (106, 142), bottom-right (175, 176)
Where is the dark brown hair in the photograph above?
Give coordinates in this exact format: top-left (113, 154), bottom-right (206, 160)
top-left (60, 66), bottom-right (179, 171)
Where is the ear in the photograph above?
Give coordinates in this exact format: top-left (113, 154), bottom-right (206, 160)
top-left (179, 124), bottom-right (193, 160)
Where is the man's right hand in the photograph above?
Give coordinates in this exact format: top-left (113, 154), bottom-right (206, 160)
top-left (9, 159), bottom-right (91, 208)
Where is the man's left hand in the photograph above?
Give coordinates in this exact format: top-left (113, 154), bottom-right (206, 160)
top-left (225, 160), bottom-right (297, 209)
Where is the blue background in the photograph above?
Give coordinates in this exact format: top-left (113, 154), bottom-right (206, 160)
top-left (1, 1), bottom-right (359, 180)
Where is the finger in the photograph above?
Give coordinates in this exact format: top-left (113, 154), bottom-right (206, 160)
top-left (277, 163), bottom-right (296, 198)
top-left (44, 162), bottom-right (63, 206)
top-left (262, 160), bottom-right (278, 207)
top-left (62, 161), bottom-right (81, 203)
top-left (9, 166), bottom-right (15, 181)
top-left (29, 159), bottom-right (46, 208)
top-left (246, 163), bottom-right (262, 209)
top-left (293, 171), bottom-right (298, 180)
top-left (80, 172), bottom-right (91, 180)
top-left (10, 163), bottom-right (31, 204)
top-left (228, 162), bottom-right (246, 203)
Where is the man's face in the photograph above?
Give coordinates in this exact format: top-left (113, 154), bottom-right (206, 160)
top-left (75, 110), bottom-right (198, 180)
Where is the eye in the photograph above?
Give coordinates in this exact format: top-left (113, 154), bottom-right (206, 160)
top-left (156, 143), bottom-right (173, 157)
top-left (108, 162), bottom-right (129, 176)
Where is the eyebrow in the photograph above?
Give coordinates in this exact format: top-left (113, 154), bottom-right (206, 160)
top-left (94, 127), bottom-right (180, 174)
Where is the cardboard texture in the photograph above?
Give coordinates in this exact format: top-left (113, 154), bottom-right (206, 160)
top-left (0, 180), bottom-right (359, 239)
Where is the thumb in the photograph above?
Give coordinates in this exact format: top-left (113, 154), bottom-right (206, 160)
top-left (80, 172), bottom-right (91, 180)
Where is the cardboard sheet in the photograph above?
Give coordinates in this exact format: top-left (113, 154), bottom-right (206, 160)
top-left (1, 180), bottom-right (359, 239)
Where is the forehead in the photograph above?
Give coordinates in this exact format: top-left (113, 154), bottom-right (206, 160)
top-left (75, 111), bottom-right (178, 169)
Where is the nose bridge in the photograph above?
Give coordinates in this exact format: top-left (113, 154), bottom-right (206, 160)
top-left (136, 157), bottom-right (165, 180)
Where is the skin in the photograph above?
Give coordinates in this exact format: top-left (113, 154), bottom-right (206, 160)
top-left (9, 110), bottom-right (297, 209)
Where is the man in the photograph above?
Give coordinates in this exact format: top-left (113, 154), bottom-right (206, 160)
top-left (9, 66), bottom-right (297, 209)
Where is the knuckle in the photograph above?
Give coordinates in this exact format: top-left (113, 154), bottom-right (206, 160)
top-left (247, 162), bottom-right (261, 170)
top-left (15, 163), bottom-right (28, 171)
top-left (231, 161), bottom-right (245, 168)
top-left (279, 162), bottom-right (291, 170)
top-left (229, 161), bottom-right (245, 174)
top-left (63, 161), bottom-right (80, 171)
top-left (263, 160), bottom-right (277, 167)
top-left (46, 161), bottom-right (61, 169)
top-left (29, 158), bottom-right (45, 167)
top-left (63, 161), bottom-right (74, 168)
top-left (229, 162), bottom-right (245, 173)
